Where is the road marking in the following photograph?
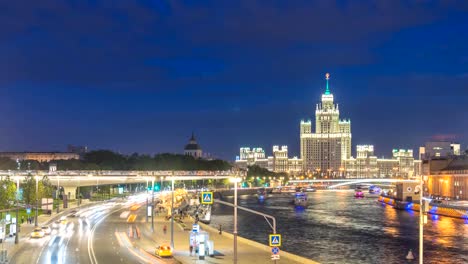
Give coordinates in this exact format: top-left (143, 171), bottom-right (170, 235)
top-left (88, 207), bottom-right (123, 264)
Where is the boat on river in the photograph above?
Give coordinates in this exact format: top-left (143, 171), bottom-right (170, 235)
top-left (369, 185), bottom-right (381, 194)
top-left (294, 192), bottom-right (308, 207)
top-left (257, 188), bottom-right (267, 202)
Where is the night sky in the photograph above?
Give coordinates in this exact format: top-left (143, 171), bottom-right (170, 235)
top-left (1, 1), bottom-right (467, 160)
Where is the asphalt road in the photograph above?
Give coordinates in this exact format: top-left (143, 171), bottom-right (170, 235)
top-left (9, 196), bottom-right (143, 264)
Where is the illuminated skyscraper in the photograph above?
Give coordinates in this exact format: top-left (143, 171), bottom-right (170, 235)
top-left (300, 74), bottom-right (352, 176)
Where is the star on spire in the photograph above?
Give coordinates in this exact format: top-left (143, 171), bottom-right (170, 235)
top-left (325, 73), bottom-right (331, 95)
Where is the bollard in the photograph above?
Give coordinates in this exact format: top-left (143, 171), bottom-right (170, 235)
top-left (406, 249), bottom-right (415, 260)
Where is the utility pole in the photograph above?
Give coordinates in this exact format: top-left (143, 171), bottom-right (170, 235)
top-left (231, 174), bottom-right (240, 264)
top-left (35, 176), bottom-right (39, 227)
top-left (15, 177), bottom-right (19, 244)
top-left (171, 176), bottom-right (175, 249)
top-left (146, 178), bottom-right (149, 223)
top-left (151, 178), bottom-right (154, 232)
top-left (419, 174), bottom-right (424, 264)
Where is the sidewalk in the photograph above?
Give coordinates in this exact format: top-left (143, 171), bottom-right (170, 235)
top-left (0, 200), bottom-right (92, 261)
top-left (139, 214), bottom-right (319, 264)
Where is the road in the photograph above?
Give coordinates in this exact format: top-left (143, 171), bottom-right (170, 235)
top-left (9, 194), bottom-right (158, 264)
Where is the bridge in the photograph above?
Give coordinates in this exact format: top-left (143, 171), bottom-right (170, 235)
top-left (0, 170), bottom-right (239, 199)
top-left (288, 178), bottom-right (419, 188)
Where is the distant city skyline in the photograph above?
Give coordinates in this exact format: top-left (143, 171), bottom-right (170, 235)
top-left (1, 1), bottom-right (467, 160)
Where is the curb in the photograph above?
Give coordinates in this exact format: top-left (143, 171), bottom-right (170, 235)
top-left (197, 221), bottom-right (320, 264)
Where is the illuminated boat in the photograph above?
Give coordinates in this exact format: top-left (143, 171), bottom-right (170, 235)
top-left (257, 188), bottom-right (267, 202)
top-left (355, 190), bottom-right (364, 198)
top-left (294, 192), bottom-right (308, 207)
top-left (369, 186), bottom-right (381, 194)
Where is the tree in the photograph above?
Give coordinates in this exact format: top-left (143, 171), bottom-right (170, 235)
top-left (22, 174), bottom-right (36, 205)
top-left (0, 158), bottom-right (16, 170)
top-left (0, 176), bottom-right (17, 209)
top-left (41, 175), bottom-right (54, 198)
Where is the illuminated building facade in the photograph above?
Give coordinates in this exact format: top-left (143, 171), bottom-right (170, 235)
top-left (235, 146), bottom-right (302, 173)
top-left (0, 152), bottom-right (79, 162)
top-left (300, 73), bottom-right (352, 177)
top-left (426, 156), bottom-right (468, 200)
top-left (343, 146), bottom-right (421, 178)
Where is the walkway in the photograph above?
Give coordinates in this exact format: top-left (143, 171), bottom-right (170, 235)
top-left (139, 214), bottom-right (319, 264)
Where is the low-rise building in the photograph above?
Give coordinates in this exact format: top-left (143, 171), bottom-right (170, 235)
top-left (425, 155), bottom-right (468, 200)
top-left (0, 152), bottom-right (79, 162)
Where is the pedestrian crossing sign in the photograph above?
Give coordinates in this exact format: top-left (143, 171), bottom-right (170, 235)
top-left (201, 192), bottom-right (213, 204)
top-left (269, 234), bottom-right (281, 247)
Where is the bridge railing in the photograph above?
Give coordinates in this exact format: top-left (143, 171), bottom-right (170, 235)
top-left (0, 170), bottom-right (238, 177)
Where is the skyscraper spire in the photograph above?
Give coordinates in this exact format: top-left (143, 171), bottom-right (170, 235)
top-left (325, 73), bottom-right (331, 95)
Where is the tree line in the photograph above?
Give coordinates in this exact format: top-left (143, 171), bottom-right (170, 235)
top-left (0, 151), bottom-right (232, 171)
top-left (0, 175), bottom-right (54, 210)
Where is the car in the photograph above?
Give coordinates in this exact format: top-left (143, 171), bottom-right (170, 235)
top-left (155, 244), bottom-right (172, 257)
top-left (60, 216), bottom-right (68, 225)
top-left (41, 226), bottom-right (52, 235)
top-left (52, 220), bottom-right (61, 229)
top-left (31, 227), bottom-right (45, 238)
top-left (69, 210), bottom-right (78, 217)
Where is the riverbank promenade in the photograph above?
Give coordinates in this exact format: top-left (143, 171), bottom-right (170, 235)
top-left (141, 214), bottom-right (320, 264)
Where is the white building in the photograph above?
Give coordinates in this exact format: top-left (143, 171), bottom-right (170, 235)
top-left (300, 73), bottom-right (352, 177)
top-left (343, 145), bottom-right (421, 178)
top-left (235, 146), bottom-right (302, 173)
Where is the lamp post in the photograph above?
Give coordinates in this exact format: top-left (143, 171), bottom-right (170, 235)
top-left (77, 177), bottom-right (81, 207)
top-left (35, 176), bottom-right (39, 227)
top-left (146, 177), bottom-right (149, 223)
top-left (419, 174), bottom-right (428, 264)
top-left (56, 175), bottom-right (60, 213)
top-left (230, 175), bottom-right (241, 264)
top-left (15, 176), bottom-right (20, 244)
top-left (151, 177), bottom-right (154, 232)
top-left (171, 176), bottom-right (175, 249)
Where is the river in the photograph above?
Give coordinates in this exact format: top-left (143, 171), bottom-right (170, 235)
top-left (208, 190), bottom-right (468, 264)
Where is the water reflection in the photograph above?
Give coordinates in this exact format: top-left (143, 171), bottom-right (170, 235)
top-left (211, 190), bottom-right (467, 264)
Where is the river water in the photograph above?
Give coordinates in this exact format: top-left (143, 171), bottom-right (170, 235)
top-left (209, 190), bottom-right (468, 264)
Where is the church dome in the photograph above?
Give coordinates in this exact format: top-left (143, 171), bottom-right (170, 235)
top-left (184, 133), bottom-right (202, 150)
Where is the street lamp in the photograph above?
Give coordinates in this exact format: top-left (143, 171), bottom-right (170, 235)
top-left (170, 175), bottom-right (175, 249)
top-left (151, 177), bottom-right (154, 232)
top-left (15, 176), bottom-right (20, 244)
top-left (229, 175), bottom-right (242, 264)
top-left (418, 174), bottom-right (429, 264)
top-left (146, 177), bottom-right (149, 223)
top-left (56, 175), bottom-right (60, 213)
top-left (35, 175), bottom-right (39, 227)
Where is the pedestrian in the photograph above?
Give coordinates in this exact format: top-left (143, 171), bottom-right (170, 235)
top-left (218, 224), bottom-right (222, 235)
top-left (21, 216), bottom-right (24, 224)
top-left (163, 225), bottom-right (167, 234)
top-left (189, 244), bottom-right (193, 256)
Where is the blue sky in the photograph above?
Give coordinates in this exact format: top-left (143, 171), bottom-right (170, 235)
top-left (0, 1), bottom-right (467, 159)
